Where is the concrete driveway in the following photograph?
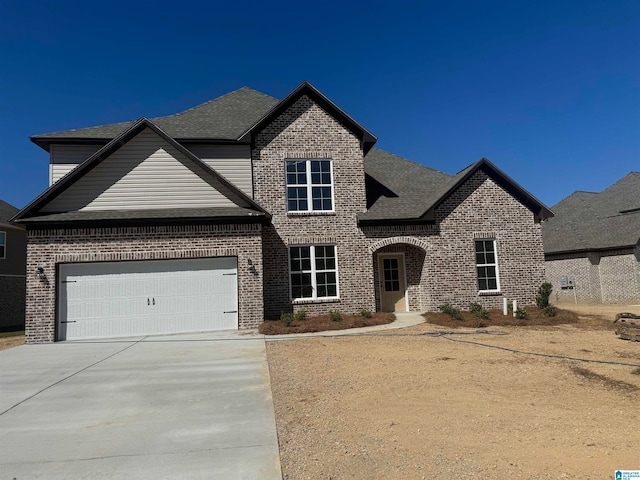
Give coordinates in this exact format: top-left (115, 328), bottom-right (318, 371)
top-left (0, 332), bottom-right (282, 479)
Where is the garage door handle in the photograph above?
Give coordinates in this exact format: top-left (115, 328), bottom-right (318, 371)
top-left (60, 321), bottom-right (76, 324)
top-left (223, 273), bottom-right (237, 276)
top-left (224, 310), bottom-right (238, 314)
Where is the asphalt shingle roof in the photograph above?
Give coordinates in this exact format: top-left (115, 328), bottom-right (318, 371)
top-left (31, 87), bottom-right (280, 144)
top-left (542, 172), bottom-right (640, 254)
top-left (0, 199), bottom-right (19, 223)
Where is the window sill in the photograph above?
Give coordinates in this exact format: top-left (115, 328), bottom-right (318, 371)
top-left (292, 297), bottom-right (340, 305)
top-left (287, 211), bottom-right (336, 217)
top-left (478, 290), bottom-right (502, 296)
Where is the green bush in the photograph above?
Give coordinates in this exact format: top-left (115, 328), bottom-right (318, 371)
top-left (536, 282), bottom-right (553, 309)
top-left (515, 308), bottom-right (528, 319)
top-left (329, 310), bottom-right (342, 322)
top-left (469, 302), bottom-right (489, 319)
top-left (543, 305), bottom-right (557, 317)
top-left (294, 310), bottom-right (307, 321)
top-left (360, 309), bottom-right (373, 318)
top-left (438, 304), bottom-right (462, 320)
top-left (280, 312), bottom-right (294, 326)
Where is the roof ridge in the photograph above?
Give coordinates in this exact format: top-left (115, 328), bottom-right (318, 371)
top-left (160, 87), bottom-right (278, 120)
top-left (370, 148), bottom-right (452, 177)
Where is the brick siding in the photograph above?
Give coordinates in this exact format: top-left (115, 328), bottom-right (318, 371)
top-left (364, 171), bottom-right (546, 312)
top-left (25, 224), bottom-right (263, 343)
top-left (545, 248), bottom-right (640, 304)
top-left (253, 95), bottom-right (376, 318)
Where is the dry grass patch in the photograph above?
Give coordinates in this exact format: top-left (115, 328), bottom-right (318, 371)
top-left (259, 312), bottom-right (395, 335)
top-left (0, 330), bottom-right (25, 351)
top-left (570, 365), bottom-right (640, 393)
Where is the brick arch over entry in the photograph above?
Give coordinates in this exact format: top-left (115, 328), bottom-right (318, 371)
top-left (368, 236), bottom-right (429, 253)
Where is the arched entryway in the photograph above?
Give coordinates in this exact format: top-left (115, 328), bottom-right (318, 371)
top-left (370, 237), bottom-right (428, 312)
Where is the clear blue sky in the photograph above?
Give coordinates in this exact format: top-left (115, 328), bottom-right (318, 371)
top-left (1, 0), bottom-right (638, 209)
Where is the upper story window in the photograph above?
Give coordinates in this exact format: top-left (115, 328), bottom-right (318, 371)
top-left (475, 239), bottom-right (500, 292)
top-left (286, 159), bottom-right (334, 212)
top-left (0, 231), bottom-right (5, 259)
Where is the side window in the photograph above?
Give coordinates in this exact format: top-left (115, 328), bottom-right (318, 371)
top-left (475, 239), bottom-right (499, 292)
top-left (286, 160), bottom-right (333, 212)
top-left (0, 231), bottom-right (5, 259)
top-left (289, 245), bottom-right (338, 300)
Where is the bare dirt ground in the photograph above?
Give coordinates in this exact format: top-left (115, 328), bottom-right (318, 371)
top-left (267, 304), bottom-right (640, 479)
top-left (0, 334), bottom-right (24, 351)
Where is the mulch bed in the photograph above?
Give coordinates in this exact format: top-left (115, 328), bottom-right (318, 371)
top-left (259, 312), bottom-right (395, 335)
top-left (423, 307), bottom-right (584, 329)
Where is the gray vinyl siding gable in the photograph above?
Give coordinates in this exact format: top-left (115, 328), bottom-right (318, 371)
top-left (41, 129), bottom-right (244, 213)
top-left (50, 144), bottom-right (103, 185)
top-left (186, 144), bottom-right (253, 198)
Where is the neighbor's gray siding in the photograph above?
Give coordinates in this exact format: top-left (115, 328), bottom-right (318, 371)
top-left (41, 129), bottom-right (241, 213)
top-left (50, 144), bottom-right (103, 185)
top-left (186, 144), bottom-right (253, 197)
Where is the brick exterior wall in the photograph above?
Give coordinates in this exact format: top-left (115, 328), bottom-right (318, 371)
top-left (24, 224), bottom-right (263, 343)
top-left (364, 171), bottom-right (546, 311)
top-left (545, 248), bottom-right (640, 304)
top-left (0, 276), bottom-right (26, 329)
top-left (252, 95), bottom-right (375, 318)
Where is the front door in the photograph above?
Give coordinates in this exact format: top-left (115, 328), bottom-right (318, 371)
top-left (379, 254), bottom-right (406, 312)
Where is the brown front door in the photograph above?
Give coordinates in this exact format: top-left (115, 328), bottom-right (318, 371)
top-left (379, 254), bottom-right (406, 312)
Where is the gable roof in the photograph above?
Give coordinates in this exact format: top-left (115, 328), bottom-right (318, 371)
top-left (360, 154), bottom-right (553, 225)
top-left (31, 87), bottom-right (280, 151)
top-left (542, 172), bottom-right (640, 254)
top-left (238, 81), bottom-right (377, 154)
top-left (14, 118), bottom-right (270, 224)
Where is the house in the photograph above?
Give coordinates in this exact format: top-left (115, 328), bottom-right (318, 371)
top-left (542, 172), bottom-right (640, 304)
top-left (13, 82), bottom-right (552, 343)
top-left (0, 199), bottom-right (26, 330)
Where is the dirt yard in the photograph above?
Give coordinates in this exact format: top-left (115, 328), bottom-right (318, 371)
top-left (266, 304), bottom-right (640, 479)
top-left (0, 333), bottom-right (24, 351)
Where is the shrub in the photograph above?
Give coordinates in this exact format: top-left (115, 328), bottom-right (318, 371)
top-left (329, 310), bottom-right (342, 322)
top-left (360, 309), bottom-right (373, 318)
top-left (543, 305), bottom-right (557, 317)
top-left (280, 312), bottom-right (294, 326)
top-left (514, 308), bottom-right (528, 319)
top-left (469, 302), bottom-right (489, 319)
top-left (536, 282), bottom-right (553, 309)
top-left (438, 304), bottom-right (462, 320)
top-left (294, 310), bottom-right (307, 321)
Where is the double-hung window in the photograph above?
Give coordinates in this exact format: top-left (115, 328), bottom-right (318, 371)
top-left (0, 231), bottom-right (5, 259)
top-left (475, 239), bottom-right (500, 292)
top-left (289, 245), bottom-right (338, 300)
top-left (286, 159), bottom-right (333, 212)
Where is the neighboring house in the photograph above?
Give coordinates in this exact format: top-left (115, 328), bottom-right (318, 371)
top-left (542, 172), bottom-right (640, 304)
top-left (13, 82), bottom-right (552, 343)
top-left (0, 199), bottom-right (26, 329)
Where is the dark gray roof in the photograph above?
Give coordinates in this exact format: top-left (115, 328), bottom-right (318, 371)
top-left (31, 87), bottom-right (280, 149)
top-left (0, 199), bottom-right (19, 223)
top-left (542, 172), bottom-right (640, 254)
top-left (17, 207), bottom-right (267, 225)
top-left (361, 152), bottom-right (552, 224)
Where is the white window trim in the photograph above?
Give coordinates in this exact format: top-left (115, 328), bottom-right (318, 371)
top-left (288, 244), bottom-right (340, 302)
top-left (475, 239), bottom-right (501, 293)
top-left (285, 159), bottom-right (335, 213)
top-left (0, 231), bottom-right (6, 260)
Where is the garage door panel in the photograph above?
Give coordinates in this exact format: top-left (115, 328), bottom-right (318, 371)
top-left (58, 257), bottom-right (238, 340)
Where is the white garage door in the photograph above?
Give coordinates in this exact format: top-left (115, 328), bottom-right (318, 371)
top-left (58, 257), bottom-right (238, 340)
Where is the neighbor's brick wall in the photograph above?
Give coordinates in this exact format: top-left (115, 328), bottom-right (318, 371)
top-left (25, 224), bottom-right (263, 343)
top-left (253, 95), bottom-right (375, 318)
top-left (545, 249), bottom-right (640, 304)
top-left (363, 171), bottom-right (546, 312)
top-left (0, 275), bottom-right (26, 329)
